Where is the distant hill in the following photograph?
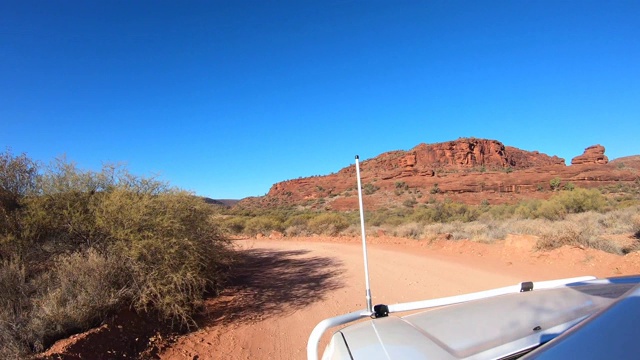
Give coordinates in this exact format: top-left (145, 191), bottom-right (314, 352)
top-left (237, 138), bottom-right (640, 211)
top-left (201, 197), bottom-right (240, 207)
top-left (610, 155), bottom-right (640, 169)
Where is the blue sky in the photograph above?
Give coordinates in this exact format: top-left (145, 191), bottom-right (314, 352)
top-left (1, 1), bottom-right (638, 199)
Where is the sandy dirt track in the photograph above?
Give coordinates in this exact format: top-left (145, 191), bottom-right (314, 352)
top-left (157, 236), bottom-right (640, 360)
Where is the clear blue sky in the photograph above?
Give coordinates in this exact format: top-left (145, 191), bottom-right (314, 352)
top-left (1, 1), bottom-right (638, 199)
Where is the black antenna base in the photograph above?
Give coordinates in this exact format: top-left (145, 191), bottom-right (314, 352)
top-left (373, 304), bottom-right (389, 318)
top-left (520, 281), bottom-right (534, 292)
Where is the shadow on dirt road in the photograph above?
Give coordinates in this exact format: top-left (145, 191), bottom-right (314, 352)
top-left (198, 247), bottom-right (345, 327)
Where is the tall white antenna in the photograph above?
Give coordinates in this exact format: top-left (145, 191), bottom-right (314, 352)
top-left (355, 155), bottom-right (373, 313)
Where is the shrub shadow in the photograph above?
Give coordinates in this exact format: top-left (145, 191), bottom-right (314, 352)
top-left (199, 247), bottom-right (345, 327)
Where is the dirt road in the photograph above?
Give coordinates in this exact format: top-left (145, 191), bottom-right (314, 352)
top-left (158, 237), bottom-right (617, 360)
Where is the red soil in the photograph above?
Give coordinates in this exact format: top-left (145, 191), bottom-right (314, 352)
top-left (38, 235), bottom-right (640, 359)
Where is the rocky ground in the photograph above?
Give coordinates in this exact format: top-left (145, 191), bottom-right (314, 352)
top-left (37, 234), bottom-right (640, 360)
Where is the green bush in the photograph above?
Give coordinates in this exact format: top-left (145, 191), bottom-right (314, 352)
top-left (513, 200), bottom-right (540, 219)
top-left (308, 212), bottom-right (350, 236)
top-left (283, 213), bottom-right (314, 236)
top-left (553, 188), bottom-right (606, 213)
top-left (408, 201), bottom-right (480, 224)
top-left (535, 199), bottom-right (567, 220)
top-left (244, 215), bottom-right (285, 236)
top-left (214, 216), bottom-right (247, 235)
top-left (549, 177), bottom-right (562, 191)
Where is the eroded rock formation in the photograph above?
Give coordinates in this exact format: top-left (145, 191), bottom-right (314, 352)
top-left (235, 138), bottom-right (637, 211)
top-left (571, 145), bottom-right (609, 165)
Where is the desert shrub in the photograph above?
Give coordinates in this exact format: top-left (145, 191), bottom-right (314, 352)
top-left (393, 222), bottom-right (423, 239)
top-left (244, 215), bottom-right (285, 236)
top-left (441, 221), bottom-right (469, 240)
top-left (549, 177), bottom-right (562, 191)
top-left (285, 224), bottom-right (311, 237)
top-left (283, 213), bottom-right (313, 228)
top-left (395, 181), bottom-right (408, 189)
top-left (513, 200), bottom-right (541, 219)
top-left (0, 154), bottom-right (234, 357)
top-left (411, 205), bottom-right (441, 224)
top-left (403, 198), bottom-right (418, 208)
top-left (536, 222), bottom-right (582, 250)
top-left (503, 218), bottom-right (549, 236)
top-left (98, 190), bottom-right (232, 326)
top-left (473, 220), bottom-right (509, 241)
top-left (447, 221), bottom-right (486, 241)
top-left (283, 213), bottom-right (314, 236)
top-left (421, 222), bottom-right (448, 238)
top-left (26, 249), bottom-right (130, 351)
top-left (366, 209), bottom-right (386, 227)
top-left (535, 220), bottom-right (619, 254)
top-left (367, 208), bottom-right (408, 227)
top-left (433, 220), bottom-right (505, 243)
top-left (411, 201), bottom-right (479, 224)
top-left (363, 183), bottom-right (379, 195)
top-left (340, 224), bottom-right (362, 236)
top-left (553, 188), bottom-right (606, 214)
top-left (214, 216), bottom-right (247, 235)
top-left (535, 199), bottom-right (567, 220)
top-left (0, 149), bottom-right (39, 201)
top-left (0, 258), bottom-right (30, 359)
top-left (308, 212), bottom-right (350, 236)
top-left (0, 150), bottom-right (40, 258)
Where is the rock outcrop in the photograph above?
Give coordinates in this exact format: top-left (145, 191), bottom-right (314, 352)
top-left (571, 145), bottom-right (609, 165)
top-left (351, 138), bottom-right (564, 181)
top-left (408, 139), bottom-right (565, 169)
top-left (236, 138), bottom-right (637, 211)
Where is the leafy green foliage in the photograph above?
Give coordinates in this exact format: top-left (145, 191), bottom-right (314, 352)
top-left (549, 177), bottom-right (562, 191)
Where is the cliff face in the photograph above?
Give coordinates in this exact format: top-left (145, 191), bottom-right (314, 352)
top-left (411, 139), bottom-right (564, 169)
top-left (238, 138), bottom-right (637, 211)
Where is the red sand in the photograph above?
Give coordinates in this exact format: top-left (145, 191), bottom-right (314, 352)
top-left (39, 235), bottom-right (640, 360)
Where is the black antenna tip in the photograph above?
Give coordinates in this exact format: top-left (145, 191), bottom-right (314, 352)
top-left (355, 155), bottom-right (359, 159)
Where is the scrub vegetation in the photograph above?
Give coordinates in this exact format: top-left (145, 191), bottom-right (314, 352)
top-left (0, 150), bottom-right (233, 359)
top-left (216, 186), bottom-right (640, 255)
